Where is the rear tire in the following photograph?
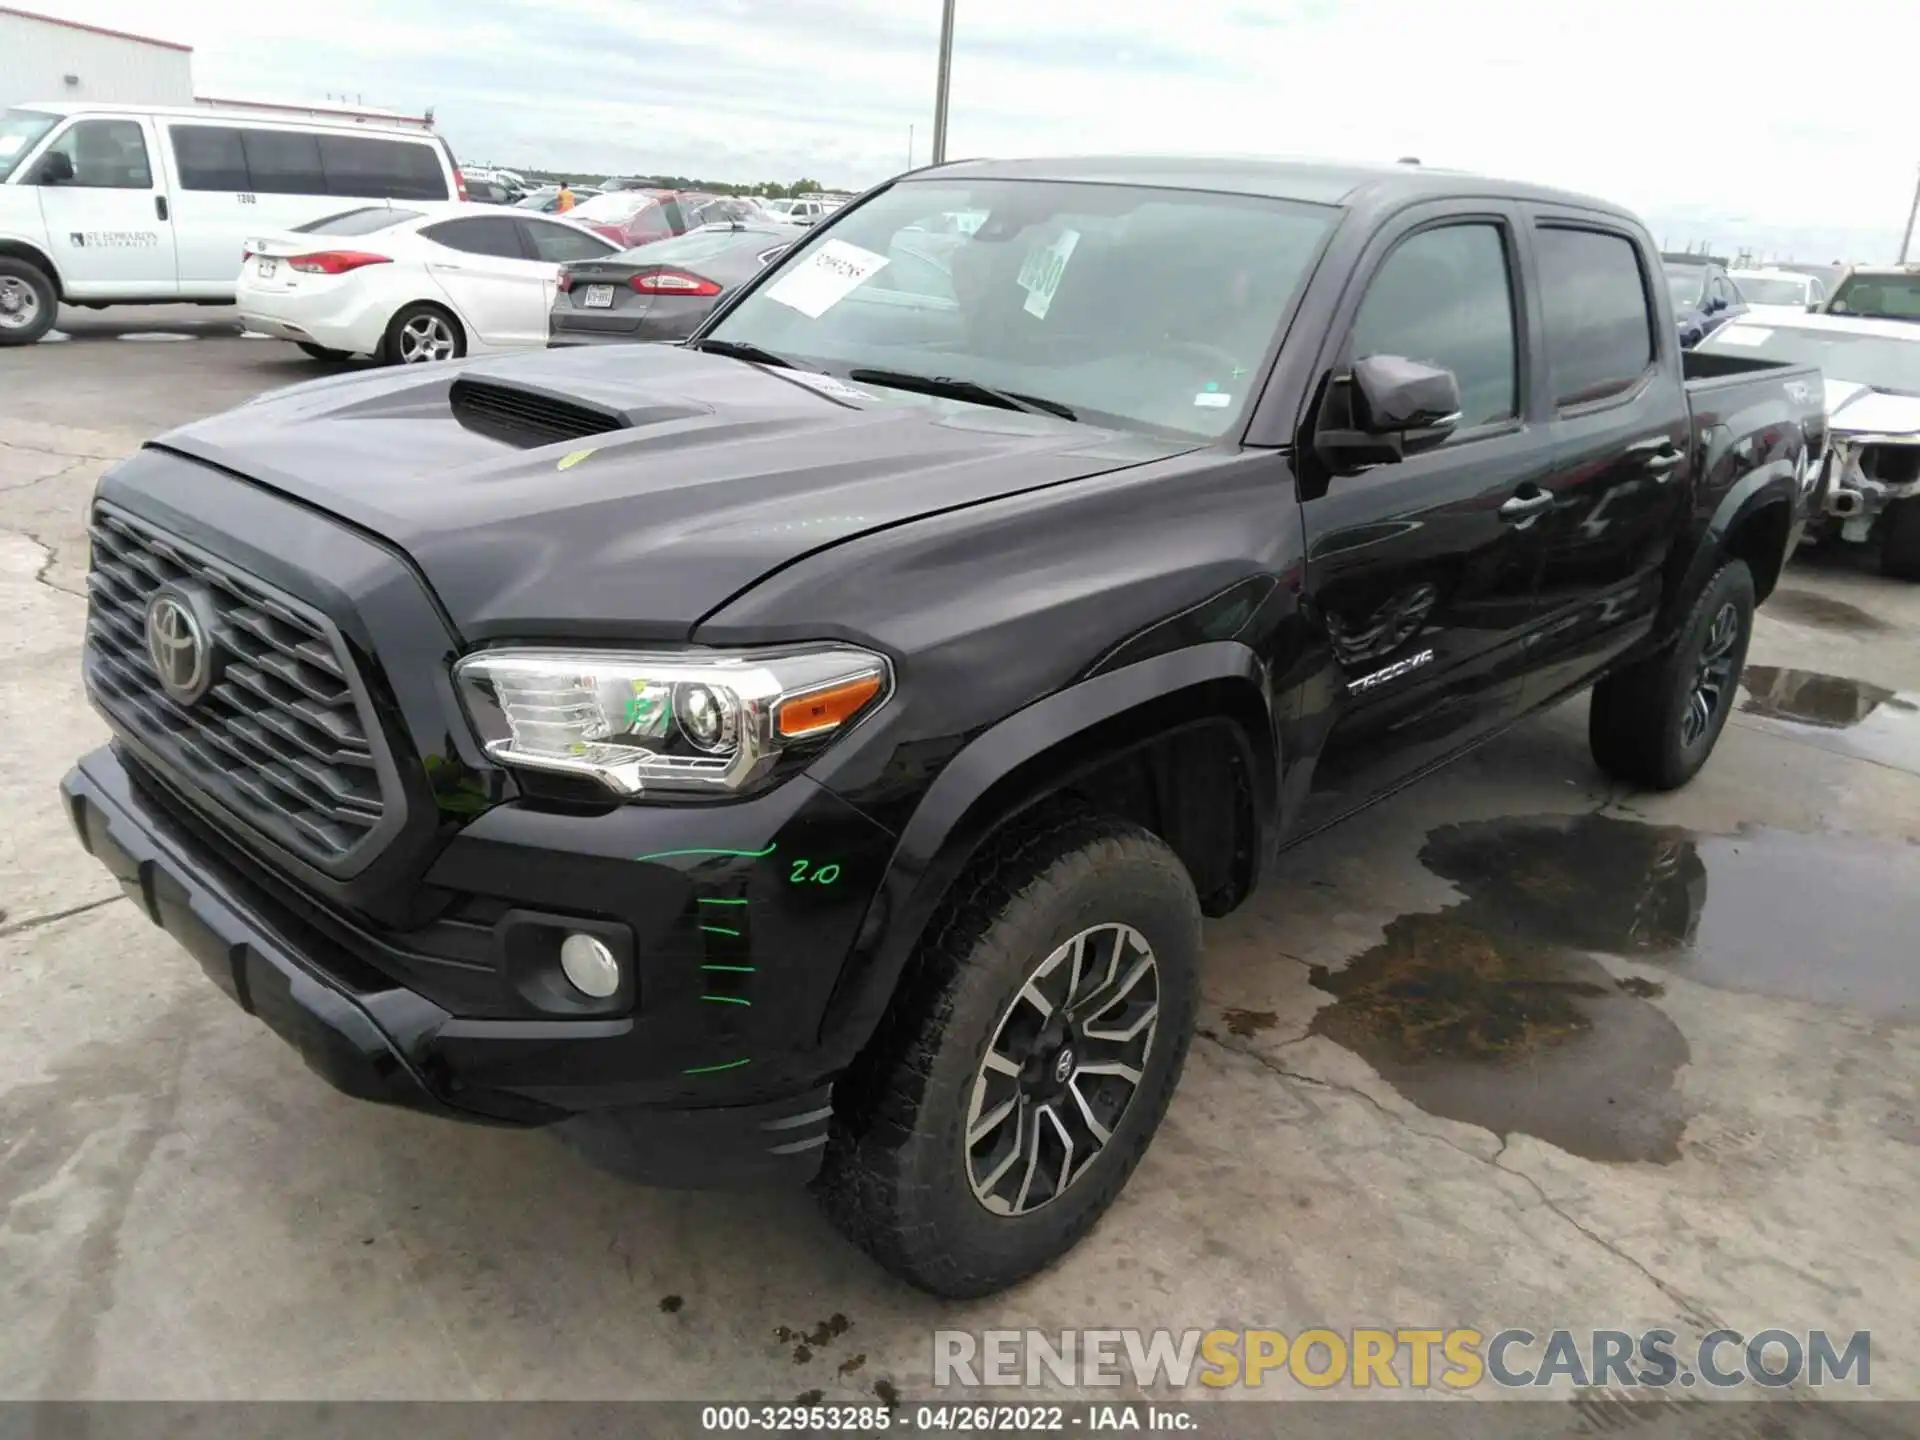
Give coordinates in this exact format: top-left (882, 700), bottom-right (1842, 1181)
top-left (1880, 497), bottom-right (1920, 581)
top-left (0, 257), bottom-right (58, 347)
top-left (379, 302), bottom-right (464, 366)
top-left (296, 342), bottom-right (350, 362)
top-left (816, 808), bottom-right (1201, 1298)
top-left (1589, 559), bottom-right (1755, 791)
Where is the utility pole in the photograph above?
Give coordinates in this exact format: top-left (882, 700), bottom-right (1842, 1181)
top-left (1900, 162), bottom-right (1920, 264)
top-left (931, 0), bottom-right (956, 166)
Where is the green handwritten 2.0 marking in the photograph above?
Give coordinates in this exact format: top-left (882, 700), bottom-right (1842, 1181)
top-left (701, 994), bottom-right (752, 1006)
top-left (788, 858), bottom-right (843, 885)
top-left (699, 924), bottom-right (741, 937)
top-left (635, 842), bottom-right (777, 863)
top-left (697, 897), bottom-right (749, 906)
top-left (701, 964), bottom-right (756, 973)
top-left (683, 1057), bottom-right (751, 1075)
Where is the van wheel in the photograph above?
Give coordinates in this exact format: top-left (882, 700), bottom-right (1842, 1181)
top-left (380, 303), bottom-right (464, 365)
top-left (0, 258), bottom-right (57, 347)
top-left (816, 808), bottom-right (1201, 1298)
top-left (296, 342), bottom-right (350, 362)
top-left (1880, 497), bottom-right (1920, 581)
top-left (1589, 559), bottom-right (1755, 790)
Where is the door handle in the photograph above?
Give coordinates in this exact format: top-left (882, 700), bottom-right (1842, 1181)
top-left (435, 262), bottom-right (468, 272)
top-left (1498, 489), bottom-right (1554, 522)
top-left (154, 195), bottom-right (169, 221)
top-left (1644, 449), bottom-right (1682, 477)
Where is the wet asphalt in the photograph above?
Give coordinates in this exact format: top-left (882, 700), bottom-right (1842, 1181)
top-left (1, 306), bottom-right (1916, 1419)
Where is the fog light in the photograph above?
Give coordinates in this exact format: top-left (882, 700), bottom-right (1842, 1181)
top-left (559, 933), bottom-right (622, 998)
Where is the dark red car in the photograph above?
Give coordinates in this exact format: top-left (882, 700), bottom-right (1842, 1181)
top-left (566, 188), bottom-right (691, 249)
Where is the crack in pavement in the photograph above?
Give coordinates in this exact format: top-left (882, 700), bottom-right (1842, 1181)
top-left (0, 896), bottom-right (124, 940)
top-left (1194, 1027), bottom-right (1726, 1333)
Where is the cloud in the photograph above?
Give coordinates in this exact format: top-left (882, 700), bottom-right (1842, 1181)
top-left (37, 0), bottom-right (1920, 259)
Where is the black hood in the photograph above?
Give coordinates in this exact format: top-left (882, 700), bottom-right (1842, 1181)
top-left (153, 344), bottom-right (1190, 641)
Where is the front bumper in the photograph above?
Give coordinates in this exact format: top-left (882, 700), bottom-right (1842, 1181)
top-left (60, 747), bottom-right (851, 1185)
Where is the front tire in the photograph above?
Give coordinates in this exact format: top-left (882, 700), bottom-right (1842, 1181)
top-left (1590, 559), bottom-right (1755, 790)
top-left (380, 302), bottom-right (464, 365)
top-left (1880, 497), bottom-right (1920, 581)
top-left (817, 809), bottom-right (1201, 1298)
top-left (0, 257), bottom-right (58, 347)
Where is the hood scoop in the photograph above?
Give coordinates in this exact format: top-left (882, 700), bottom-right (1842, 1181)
top-left (449, 374), bottom-right (710, 449)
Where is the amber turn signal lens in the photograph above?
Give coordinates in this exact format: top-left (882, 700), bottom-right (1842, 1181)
top-left (776, 673), bottom-right (884, 738)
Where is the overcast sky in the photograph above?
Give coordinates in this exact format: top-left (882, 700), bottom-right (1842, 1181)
top-left (44, 0), bottom-right (1920, 261)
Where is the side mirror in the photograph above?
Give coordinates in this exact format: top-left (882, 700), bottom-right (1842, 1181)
top-left (31, 149), bottom-right (74, 185)
top-left (1315, 355), bottom-right (1461, 467)
top-left (1806, 301), bottom-right (1822, 313)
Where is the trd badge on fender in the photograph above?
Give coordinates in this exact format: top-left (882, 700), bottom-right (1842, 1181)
top-left (1347, 648), bottom-right (1435, 695)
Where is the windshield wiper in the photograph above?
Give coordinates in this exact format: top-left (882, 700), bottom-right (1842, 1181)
top-left (686, 338), bottom-right (797, 369)
top-left (847, 368), bottom-right (1078, 422)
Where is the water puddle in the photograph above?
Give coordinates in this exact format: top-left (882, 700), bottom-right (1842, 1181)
top-left (1735, 665), bottom-right (1920, 775)
top-left (1310, 814), bottom-right (1920, 1162)
top-left (1763, 588), bottom-right (1891, 632)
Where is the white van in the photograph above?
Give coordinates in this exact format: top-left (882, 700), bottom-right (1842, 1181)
top-left (0, 101), bottom-right (464, 345)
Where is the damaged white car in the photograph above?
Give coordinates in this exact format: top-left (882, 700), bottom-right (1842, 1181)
top-left (1696, 314), bottom-right (1920, 579)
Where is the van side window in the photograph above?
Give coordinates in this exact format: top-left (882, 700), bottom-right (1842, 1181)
top-left (43, 119), bottom-right (152, 189)
top-left (1349, 223), bottom-right (1518, 429)
top-left (1536, 227), bottom-right (1657, 408)
top-left (171, 126), bottom-right (249, 191)
top-left (320, 136), bottom-right (448, 202)
top-left (241, 129), bottom-right (325, 195)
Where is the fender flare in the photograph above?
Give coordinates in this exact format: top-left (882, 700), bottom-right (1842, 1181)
top-left (813, 640), bottom-right (1276, 1067)
top-left (1662, 458), bottom-right (1804, 630)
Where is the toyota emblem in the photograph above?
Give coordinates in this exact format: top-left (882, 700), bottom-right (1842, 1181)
top-left (145, 588), bottom-right (213, 703)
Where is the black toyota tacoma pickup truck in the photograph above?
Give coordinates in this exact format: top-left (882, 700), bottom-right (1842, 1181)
top-left (61, 156), bottom-right (1823, 1298)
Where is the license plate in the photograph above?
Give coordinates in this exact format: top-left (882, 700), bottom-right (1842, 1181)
top-left (584, 284), bottom-right (615, 308)
top-left (256, 258), bottom-right (277, 279)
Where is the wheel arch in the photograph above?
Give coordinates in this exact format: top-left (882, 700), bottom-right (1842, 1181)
top-left (1665, 464), bottom-right (1802, 627)
top-left (0, 238), bottom-right (63, 299)
top-left (814, 640), bottom-right (1277, 1069)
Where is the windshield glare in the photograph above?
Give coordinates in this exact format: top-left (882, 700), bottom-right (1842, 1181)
top-left (707, 177), bottom-right (1337, 439)
top-left (1827, 275), bottom-right (1920, 322)
top-left (0, 108), bottom-right (58, 183)
top-left (1665, 268), bottom-right (1706, 305)
top-left (1701, 323), bottom-right (1920, 396)
top-left (1733, 276), bottom-right (1808, 306)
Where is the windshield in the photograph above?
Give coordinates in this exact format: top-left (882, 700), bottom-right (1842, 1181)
top-left (1700, 323), bottom-right (1920, 396)
top-left (706, 177), bottom-right (1337, 439)
top-left (1732, 275), bottom-right (1807, 306)
top-left (1665, 267), bottom-right (1706, 306)
top-left (295, 206), bottom-right (424, 235)
top-left (574, 191), bottom-right (653, 221)
top-left (1827, 274), bottom-right (1920, 323)
top-left (0, 108), bottom-right (58, 183)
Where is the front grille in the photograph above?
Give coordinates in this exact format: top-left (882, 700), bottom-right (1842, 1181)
top-left (84, 503), bottom-right (397, 872)
top-left (449, 376), bottom-right (624, 446)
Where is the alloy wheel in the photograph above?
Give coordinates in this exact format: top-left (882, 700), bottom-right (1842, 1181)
top-left (1681, 601), bottom-right (1742, 748)
top-left (965, 922), bottom-right (1161, 1217)
top-left (0, 278), bottom-right (40, 331)
top-left (398, 313), bottom-right (456, 363)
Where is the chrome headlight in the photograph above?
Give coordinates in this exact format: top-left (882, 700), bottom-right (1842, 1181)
top-left (453, 646), bottom-right (891, 797)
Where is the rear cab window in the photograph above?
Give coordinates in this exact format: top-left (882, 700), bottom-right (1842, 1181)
top-left (1535, 227), bottom-right (1657, 408)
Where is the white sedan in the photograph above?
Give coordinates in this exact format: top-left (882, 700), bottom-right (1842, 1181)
top-left (236, 202), bottom-right (620, 364)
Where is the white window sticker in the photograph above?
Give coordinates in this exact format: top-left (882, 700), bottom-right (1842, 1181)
top-left (782, 371), bottom-right (878, 405)
top-left (1017, 229), bottom-right (1080, 319)
top-left (764, 239), bottom-right (891, 319)
top-left (1715, 325), bottom-right (1773, 347)
top-left (1194, 391), bottom-right (1233, 408)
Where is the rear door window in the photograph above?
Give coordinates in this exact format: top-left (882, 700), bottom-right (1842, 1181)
top-left (1536, 226), bottom-right (1657, 408)
top-left (240, 129), bottom-right (326, 195)
top-left (170, 125), bottom-right (250, 191)
top-left (421, 216), bottom-right (527, 260)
